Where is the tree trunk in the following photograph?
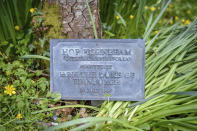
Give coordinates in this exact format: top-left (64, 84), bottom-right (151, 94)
top-left (45, 0), bottom-right (102, 106)
top-left (47, 0), bottom-right (102, 38)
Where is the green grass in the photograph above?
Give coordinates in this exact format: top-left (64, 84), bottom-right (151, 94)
top-left (0, 0), bottom-right (40, 43)
top-left (45, 1), bottom-right (197, 130)
top-left (1, 0), bottom-right (197, 130)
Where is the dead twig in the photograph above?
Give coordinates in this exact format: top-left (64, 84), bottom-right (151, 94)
top-left (25, 68), bottom-right (49, 77)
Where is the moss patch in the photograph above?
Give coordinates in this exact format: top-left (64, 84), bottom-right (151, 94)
top-left (42, 3), bottom-right (65, 39)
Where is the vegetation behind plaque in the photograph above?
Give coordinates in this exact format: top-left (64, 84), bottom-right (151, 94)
top-left (0, 0), bottom-right (197, 130)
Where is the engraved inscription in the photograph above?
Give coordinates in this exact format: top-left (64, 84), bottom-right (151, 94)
top-left (61, 48), bottom-right (134, 56)
top-left (80, 65), bottom-right (112, 69)
top-left (62, 48), bottom-right (135, 62)
top-left (59, 47), bottom-right (136, 95)
top-left (59, 71), bottom-right (135, 86)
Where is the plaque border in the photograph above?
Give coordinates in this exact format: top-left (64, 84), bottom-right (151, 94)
top-left (50, 39), bottom-right (145, 101)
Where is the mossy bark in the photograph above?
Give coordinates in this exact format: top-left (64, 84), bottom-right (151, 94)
top-left (44, 0), bottom-right (101, 38)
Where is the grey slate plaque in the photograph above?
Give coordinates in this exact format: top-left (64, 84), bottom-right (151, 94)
top-left (50, 39), bottom-right (145, 101)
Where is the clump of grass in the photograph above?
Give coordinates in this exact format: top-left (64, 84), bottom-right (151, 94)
top-left (46, 1), bottom-right (197, 130)
top-left (47, 19), bottom-right (197, 131)
top-left (0, 0), bottom-right (40, 43)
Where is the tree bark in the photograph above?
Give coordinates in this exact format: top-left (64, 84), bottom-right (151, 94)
top-left (49, 0), bottom-right (102, 38)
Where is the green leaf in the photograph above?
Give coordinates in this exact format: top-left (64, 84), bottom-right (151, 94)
top-left (169, 91), bottom-right (197, 96)
top-left (20, 55), bottom-right (50, 61)
top-left (17, 101), bottom-right (25, 109)
top-left (44, 117), bottom-right (143, 131)
top-left (85, 0), bottom-right (98, 39)
top-left (51, 93), bottom-right (61, 101)
top-left (36, 70), bottom-right (43, 76)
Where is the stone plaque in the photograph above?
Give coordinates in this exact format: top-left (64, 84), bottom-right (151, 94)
top-left (50, 39), bottom-right (145, 101)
